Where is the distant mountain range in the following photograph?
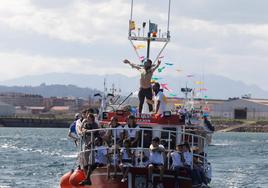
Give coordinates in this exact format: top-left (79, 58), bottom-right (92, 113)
top-left (0, 73), bottom-right (267, 99)
top-left (0, 84), bottom-right (98, 98)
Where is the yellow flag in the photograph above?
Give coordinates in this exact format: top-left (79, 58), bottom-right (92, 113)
top-left (135, 44), bottom-right (146, 50)
top-left (195, 81), bottom-right (204, 85)
top-left (129, 20), bottom-right (136, 30)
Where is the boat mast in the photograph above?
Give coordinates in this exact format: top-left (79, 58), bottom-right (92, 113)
top-left (128, 0), bottom-right (171, 63)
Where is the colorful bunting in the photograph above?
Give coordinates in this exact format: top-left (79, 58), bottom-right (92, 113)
top-left (197, 88), bottom-right (208, 91)
top-left (187, 74), bottom-right (194, 77)
top-left (160, 83), bottom-right (171, 91)
top-left (195, 81), bottom-right (204, 85)
top-left (169, 93), bottom-right (177, 97)
top-left (158, 66), bottom-right (166, 73)
top-left (152, 77), bottom-right (162, 81)
top-left (139, 56), bottom-right (145, 61)
top-left (165, 63), bottom-right (174, 66)
top-left (135, 44), bottom-right (146, 50)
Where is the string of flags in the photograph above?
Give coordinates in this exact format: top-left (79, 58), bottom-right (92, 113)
top-left (160, 83), bottom-right (171, 91)
top-left (169, 93), bottom-right (177, 97)
top-left (128, 21), bottom-right (209, 99)
top-left (139, 56), bottom-right (145, 61)
top-left (196, 88), bottom-right (208, 91)
top-left (134, 44), bottom-right (146, 50)
top-left (165, 63), bottom-right (174, 66)
top-left (151, 77), bottom-right (162, 81)
top-left (158, 66), bottom-right (166, 73)
top-left (195, 81), bottom-right (204, 85)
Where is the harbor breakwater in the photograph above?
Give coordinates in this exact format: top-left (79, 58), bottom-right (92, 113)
top-left (1, 117), bottom-right (268, 132)
top-left (0, 117), bottom-right (71, 128)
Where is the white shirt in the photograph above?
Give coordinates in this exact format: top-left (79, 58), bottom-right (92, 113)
top-left (183, 151), bottom-right (193, 166)
top-left (112, 125), bottom-right (124, 139)
top-left (171, 152), bottom-right (184, 168)
top-left (75, 119), bottom-right (83, 136)
top-left (120, 148), bottom-right (132, 160)
top-left (95, 146), bottom-right (107, 164)
top-left (149, 144), bottom-right (165, 165)
top-left (154, 91), bottom-right (167, 114)
top-left (124, 124), bottom-right (140, 138)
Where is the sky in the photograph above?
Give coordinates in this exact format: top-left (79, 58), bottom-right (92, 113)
top-left (0, 0), bottom-right (268, 90)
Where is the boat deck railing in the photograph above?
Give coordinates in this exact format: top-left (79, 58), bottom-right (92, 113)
top-left (78, 127), bottom-right (209, 171)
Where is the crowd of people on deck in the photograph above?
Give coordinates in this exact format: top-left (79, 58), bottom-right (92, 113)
top-left (66, 58), bottom-right (211, 187)
top-left (67, 108), bottom-right (210, 188)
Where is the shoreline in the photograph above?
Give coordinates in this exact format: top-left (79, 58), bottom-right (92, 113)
top-left (1, 117), bottom-right (268, 133)
top-left (0, 117), bottom-right (71, 128)
top-left (212, 119), bottom-right (268, 133)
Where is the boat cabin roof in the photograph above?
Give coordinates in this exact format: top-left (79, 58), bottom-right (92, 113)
top-left (100, 110), bottom-right (184, 127)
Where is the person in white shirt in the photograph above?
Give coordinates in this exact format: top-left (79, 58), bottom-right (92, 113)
top-left (79, 137), bottom-right (107, 186)
top-left (67, 113), bottom-right (80, 146)
top-left (168, 144), bottom-right (184, 187)
top-left (182, 142), bottom-right (206, 187)
top-left (147, 82), bottom-right (167, 115)
top-left (153, 82), bottom-right (167, 114)
top-left (124, 115), bottom-right (140, 147)
top-left (182, 142), bottom-right (193, 168)
top-left (75, 109), bottom-right (87, 137)
top-left (148, 137), bottom-right (165, 188)
top-left (104, 116), bottom-right (124, 146)
top-left (119, 139), bottom-right (134, 183)
top-left (170, 144), bottom-right (184, 169)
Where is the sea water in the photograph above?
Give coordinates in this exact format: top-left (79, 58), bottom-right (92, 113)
top-left (0, 128), bottom-right (267, 188)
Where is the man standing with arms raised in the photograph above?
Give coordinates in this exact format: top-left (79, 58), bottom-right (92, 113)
top-left (123, 58), bottom-right (161, 114)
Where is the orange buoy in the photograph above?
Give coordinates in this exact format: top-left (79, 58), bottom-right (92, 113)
top-left (60, 170), bottom-right (73, 188)
top-left (69, 167), bottom-right (86, 188)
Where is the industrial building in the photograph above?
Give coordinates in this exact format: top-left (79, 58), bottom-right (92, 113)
top-left (211, 98), bottom-right (268, 119)
top-left (0, 102), bottom-right (15, 117)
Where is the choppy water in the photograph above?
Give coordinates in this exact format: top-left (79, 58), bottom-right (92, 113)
top-left (0, 128), bottom-right (267, 188)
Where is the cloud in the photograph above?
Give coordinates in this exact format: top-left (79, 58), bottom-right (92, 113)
top-left (0, 0), bottom-right (268, 91)
top-left (0, 0), bottom-right (130, 44)
top-left (173, 0), bottom-right (268, 24)
top-left (0, 52), bottom-right (138, 81)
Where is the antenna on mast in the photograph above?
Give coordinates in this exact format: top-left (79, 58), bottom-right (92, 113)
top-left (128, 0), bottom-right (172, 63)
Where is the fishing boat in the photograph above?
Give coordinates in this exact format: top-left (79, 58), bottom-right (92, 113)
top-left (60, 1), bottom-right (212, 187)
